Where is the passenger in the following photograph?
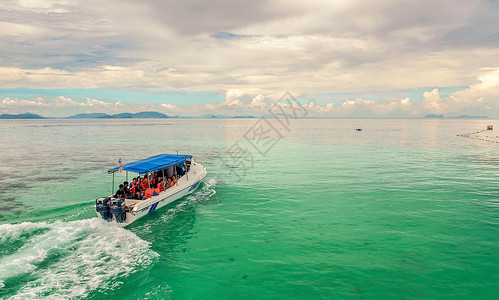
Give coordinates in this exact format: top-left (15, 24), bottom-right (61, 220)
top-left (134, 185), bottom-right (143, 200)
top-left (123, 181), bottom-right (130, 196)
top-left (141, 176), bottom-right (149, 190)
top-left (115, 184), bottom-right (125, 198)
top-left (129, 179), bottom-right (136, 195)
top-left (157, 178), bottom-right (164, 191)
top-left (149, 173), bottom-right (156, 187)
top-left (132, 178), bottom-right (142, 199)
top-left (177, 165), bottom-right (185, 176)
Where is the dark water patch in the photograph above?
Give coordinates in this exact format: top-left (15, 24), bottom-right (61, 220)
top-left (87, 159), bottom-right (109, 164)
top-left (75, 166), bottom-right (104, 172)
top-left (229, 258), bottom-right (235, 261)
top-left (2, 173), bottom-right (25, 180)
top-left (7, 182), bottom-right (29, 189)
top-left (461, 154), bottom-right (499, 166)
top-left (2, 197), bottom-right (16, 202)
top-left (0, 213), bottom-right (4, 219)
top-left (242, 275), bottom-right (248, 279)
top-left (3, 206), bottom-right (19, 212)
top-left (35, 176), bottom-right (78, 182)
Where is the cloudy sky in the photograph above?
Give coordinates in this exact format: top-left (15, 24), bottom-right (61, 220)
top-left (0, 0), bottom-right (498, 117)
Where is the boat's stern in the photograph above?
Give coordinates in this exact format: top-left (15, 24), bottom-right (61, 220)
top-left (95, 197), bottom-right (136, 226)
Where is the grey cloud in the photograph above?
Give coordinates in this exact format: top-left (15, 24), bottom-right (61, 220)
top-left (143, 0), bottom-right (299, 35)
top-left (441, 0), bottom-right (499, 47)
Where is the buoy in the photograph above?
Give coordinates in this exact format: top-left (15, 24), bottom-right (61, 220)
top-left (487, 125), bottom-right (493, 130)
top-left (355, 127), bottom-right (362, 131)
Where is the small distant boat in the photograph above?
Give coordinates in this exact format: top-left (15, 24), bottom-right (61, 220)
top-left (487, 125), bottom-right (493, 130)
top-left (355, 127), bottom-right (362, 131)
top-left (95, 154), bottom-right (207, 226)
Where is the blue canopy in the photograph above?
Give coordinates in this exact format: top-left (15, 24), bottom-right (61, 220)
top-left (108, 154), bottom-right (192, 174)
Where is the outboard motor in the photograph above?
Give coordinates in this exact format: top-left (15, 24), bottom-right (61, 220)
top-left (96, 197), bottom-right (112, 221)
top-left (110, 198), bottom-right (127, 223)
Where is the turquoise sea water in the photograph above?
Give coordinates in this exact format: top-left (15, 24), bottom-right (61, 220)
top-left (0, 118), bottom-right (498, 299)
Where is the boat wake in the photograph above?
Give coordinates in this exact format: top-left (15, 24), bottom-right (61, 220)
top-left (0, 218), bottom-right (158, 299)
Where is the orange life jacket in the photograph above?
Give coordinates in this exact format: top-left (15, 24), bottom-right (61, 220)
top-left (141, 178), bottom-right (148, 189)
top-left (143, 188), bottom-right (161, 198)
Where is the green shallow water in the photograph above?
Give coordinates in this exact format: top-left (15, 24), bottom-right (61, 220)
top-left (0, 118), bottom-right (498, 299)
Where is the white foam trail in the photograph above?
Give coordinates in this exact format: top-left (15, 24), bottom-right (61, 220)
top-left (0, 219), bottom-right (158, 299)
top-left (0, 221), bottom-right (49, 243)
top-left (206, 177), bottom-right (217, 187)
top-left (186, 179), bottom-right (217, 203)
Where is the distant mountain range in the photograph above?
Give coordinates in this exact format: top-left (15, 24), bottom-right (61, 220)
top-left (68, 111), bottom-right (169, 119)
top-left (1, 112), bottom-right (492, 119)
top-left (0, 113), bottom-right (45, 119)
top-left (0, 112), bottom-right (260, 119)
top-left (424, 114), bottom-right (488, 118)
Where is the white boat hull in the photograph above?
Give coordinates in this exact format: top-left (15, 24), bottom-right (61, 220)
top-left (95, 159), bottom-right (207, 226)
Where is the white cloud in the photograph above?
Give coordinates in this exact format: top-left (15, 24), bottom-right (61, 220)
top-left (422, 88), bottom-right (442, 113)
top-left (1, 69), bottom-right (498, 117)
top-left (246, 94), bottom-right (267, 109)
top-left (160, 103), bottom-right (178, 111)
top-left (0, 96), bottom-right (125, 116)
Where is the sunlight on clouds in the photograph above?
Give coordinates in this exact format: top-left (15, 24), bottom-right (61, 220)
top-left (423, 88), bottom-right (442, 112)
top-left (246, 94), bottom-right (267, 109)
top-left (0, 22), bottom-right (47, 37)
top-left (160, 104), bottom-right (179, 111)
top-left (477, 69), bottom-right (499, 89)
top-left (204, 89), bottom-right (267, 112)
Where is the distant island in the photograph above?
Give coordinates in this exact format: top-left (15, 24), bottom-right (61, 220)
top-left (0, 112), bottom-right (260, 119)
top-left (424, 114), bottom-right (444, 118)
top-left (451, 114), bottom-right (488, 118)
top-left (424, 114), bottom-right (488, 118)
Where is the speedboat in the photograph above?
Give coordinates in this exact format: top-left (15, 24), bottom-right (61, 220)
top-left (95, 154), bottom-right (207, 226)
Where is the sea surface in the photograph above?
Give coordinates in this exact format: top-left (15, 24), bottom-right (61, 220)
top-left (0, 118), bottom-right (498, 299)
